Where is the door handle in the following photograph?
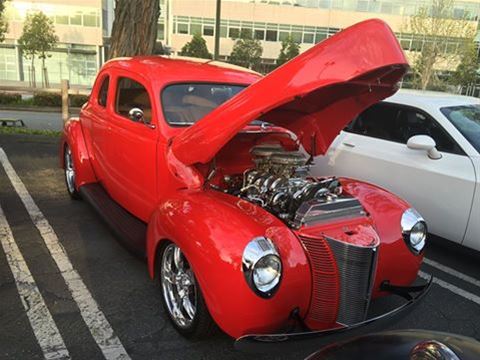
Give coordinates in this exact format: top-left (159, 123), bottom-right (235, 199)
top-left (342, 142), bottom-right (356, 148)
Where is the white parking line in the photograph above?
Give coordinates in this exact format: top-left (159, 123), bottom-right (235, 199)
top-left (0, 148), bottom-right (130, 360)
top-left (424, 258), bottom-right (480, 289)
top-left (0, 204), bottom-right (70, 360)
top-left (419, 271), bottom-right (480, 306)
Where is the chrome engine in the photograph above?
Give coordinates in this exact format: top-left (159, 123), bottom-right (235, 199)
top-left (226, 144), bottom-right (364, 228)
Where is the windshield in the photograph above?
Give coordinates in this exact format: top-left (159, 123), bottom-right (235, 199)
top-left (441, 105), bottom-right (480, 153)
top-left (161, 83), bottom-right (246, 125)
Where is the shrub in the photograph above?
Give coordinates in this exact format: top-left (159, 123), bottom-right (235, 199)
top-left (32, 92), bottom-right (62, 107)
top-left (0, 92), bottom-right (22, 105)
top-left (70, 94), bottom-right (89, 108)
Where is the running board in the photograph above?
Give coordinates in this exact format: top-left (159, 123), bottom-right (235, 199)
top-left (79, 183), bottom-right (146, 258)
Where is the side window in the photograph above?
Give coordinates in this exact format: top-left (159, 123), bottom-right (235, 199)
top-left (98, 76), bottom-right (109, 107)
top-left (346, 103), bottom-right (402, 142)
top-left (115, 77), bottom-right (152, 123)
top-left (347, 103), bottom-right (464, 155)
top-left (396, 109), bottom-right (464, 155)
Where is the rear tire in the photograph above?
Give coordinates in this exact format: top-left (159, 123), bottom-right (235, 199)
top-left (64, 145), bottom-right (81, 200)
top-left (158, 241), bottom-right (217, 339)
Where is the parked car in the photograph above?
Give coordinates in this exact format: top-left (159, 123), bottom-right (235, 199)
top-left (305, 330), bottom-right (480, 360)
top-left (314, 90), bottom-right (480, 251)
top-left (61, 20), bottom-right (431, 347)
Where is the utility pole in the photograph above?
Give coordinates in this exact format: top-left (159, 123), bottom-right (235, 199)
top-left (214, 0), bottom-right (221, 60)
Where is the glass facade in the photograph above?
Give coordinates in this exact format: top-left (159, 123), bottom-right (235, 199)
top-left (5, 1), bottom-right (101, 27)
top-left (173, 16), bottom-right (340, 44)
top-left (21, 46), bottom-right (98, 86)
top-left (173, 15), bottom-right (471, 54)
top-left (0, 46), bottom-right (18, 81)
top-left (227, 0), bottom-right (480, 20)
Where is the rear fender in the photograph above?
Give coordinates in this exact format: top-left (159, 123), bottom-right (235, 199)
top-left (146, 189), bottom-right (310, 338)
top-left (60, 118), bottom-right (97, 188)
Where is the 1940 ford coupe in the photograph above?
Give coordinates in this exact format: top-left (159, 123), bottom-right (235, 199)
top-left (61, 20), bottom-right (431, 350)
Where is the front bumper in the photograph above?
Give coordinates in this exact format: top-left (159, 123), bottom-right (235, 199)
top-left (234, 276), bottom-right (433, 353)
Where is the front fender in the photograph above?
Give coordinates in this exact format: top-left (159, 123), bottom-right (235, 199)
top-left (340, 178), bottom-right (424, 297)
top-left (60, 118), bottom-right (96, 188)
top-left (146, 190), bottom-right (311, 338)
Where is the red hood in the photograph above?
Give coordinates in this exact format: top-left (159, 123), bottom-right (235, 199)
top-left (171, 19), bottom-right (408, 166)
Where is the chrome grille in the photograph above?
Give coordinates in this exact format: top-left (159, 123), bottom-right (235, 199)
top-left (325, 236), bottom-right (378, 325)
top-left (299, 236), bottom-right (339, 325)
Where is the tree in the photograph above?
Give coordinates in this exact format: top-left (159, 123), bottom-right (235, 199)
top-left (109, 0), bottom-right (160, 58)
top-left (0, 0), bottom-right (8, 43)
top-left (18, 11), bottom-right (58, 88)
top-left (404, 0), bottom-right (476, 90)
top-left (277, 36), bottom-right (300, 66)
top-left (179, 33), bottom-right (212, 59)
top-left (452, 41), bottom-right (479, 88)
top-left (228, 29), bottom-right (263, 70)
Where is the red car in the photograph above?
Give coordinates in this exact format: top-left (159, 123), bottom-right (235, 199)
top-left (61, 19), bottom-right (431, 349)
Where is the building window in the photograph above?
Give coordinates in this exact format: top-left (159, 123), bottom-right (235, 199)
top-left (291, 31), bottom-right (302, 43)
top-left (303, 33), bottom-right (314, 43)
top-left (319, 0), bottom-right (332, 8)
top-left (279, 31), bottom-right (289, 41)
top-left (157, 23), bottom-right (165, 40)
top-left (190, 24), bottom-right (202, 35)
top-left (266, 30), bottom-right (277, 42)
top-left (229, 27), bottom-right (240, 39)
top-left (178, 23), bottom-right (189, 34)
top-left (315, 32), bottom-right (327, 43)
top-left (254, 29), bottom-right (265, 40)
top-left (83, 12), bottom-right (98, 27)
top-left (70, 13), bottom-right (82, 26)
top-left (55, 15), bottom-right (69, 25)
top-left (203, 25), bottom-right (214, 36)
top-left (220, 26), bottom-right (227, 37)
top-left (356, 0), bottom-right (368, 12)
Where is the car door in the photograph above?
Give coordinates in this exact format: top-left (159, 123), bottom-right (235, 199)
top-left (103, 73), bottom-right (158, 222)
top-left (314, 103), bottom-right (476, 243)
top-left (81, 73), bottom-right (111, 182)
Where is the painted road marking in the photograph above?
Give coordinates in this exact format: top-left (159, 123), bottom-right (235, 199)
top-left (0, 148), bottom-right (131, 360)
top-left (419, 271), bottom-right (480, 306)
top-left (0, 204), bottom-right (70, 360)
top-left (425, 258), bottom-right (480, 289)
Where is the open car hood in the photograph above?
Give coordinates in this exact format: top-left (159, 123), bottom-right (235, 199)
top-left (171, 19), bottom-right (409, 166)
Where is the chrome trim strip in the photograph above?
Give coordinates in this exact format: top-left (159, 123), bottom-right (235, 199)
top-left (234, 276), bottom-right (433, 353)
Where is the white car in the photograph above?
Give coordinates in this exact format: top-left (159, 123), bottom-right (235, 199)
top-left (314, 90), bottom-right (480, 251)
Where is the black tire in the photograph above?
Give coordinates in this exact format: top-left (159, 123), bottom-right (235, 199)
top-left (64, 145), bottom-right (81, 200)
top-left (157, 241), bottom-right (218, 339)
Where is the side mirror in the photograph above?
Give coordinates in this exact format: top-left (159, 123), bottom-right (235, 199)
top-left (407, 135), bottom-right (442, 160)
top-left (128, 107), bottom-right (144, 122)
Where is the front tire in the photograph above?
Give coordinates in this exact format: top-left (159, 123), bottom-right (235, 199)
top-left (158, 242), bottom-right (217, 339)
top-left (64, 145), bottom-right (80, 200)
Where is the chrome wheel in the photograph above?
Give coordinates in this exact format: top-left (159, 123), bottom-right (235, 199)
top-left (64, 146), bottom-right (76, 195)
top-left (161, 243), bottom-right (197, 328)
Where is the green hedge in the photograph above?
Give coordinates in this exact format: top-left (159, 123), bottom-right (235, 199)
top-left (0, 92), bottom-right (22, 105)
top-left (32, 92), bottom-right (62, 107)
top-left (70, 94), bottom-right (89, 107)
top-left (0, 91), bottom-right (89, 108)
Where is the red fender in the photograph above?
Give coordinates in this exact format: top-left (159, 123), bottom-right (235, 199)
top-left (60, 118), bottom-right (97, 188)
top-left (146, 189), bottom-right (310, 338)
top-left (340, 178), bottom-right (424, 297)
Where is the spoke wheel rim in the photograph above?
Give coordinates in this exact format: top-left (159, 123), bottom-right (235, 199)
top-left (161, 243), bottom-right (197, 328)
top-left (64, 147), bottom-right (76, 194)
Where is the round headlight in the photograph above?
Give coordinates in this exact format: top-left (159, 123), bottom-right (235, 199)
top-left (242, 237), bottom-right (282, 298)
top-left (401, 208), bottom-right (427, 255)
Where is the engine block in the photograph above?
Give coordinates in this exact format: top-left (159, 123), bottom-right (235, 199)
top-left (225, 144), bottom-right (365, 228)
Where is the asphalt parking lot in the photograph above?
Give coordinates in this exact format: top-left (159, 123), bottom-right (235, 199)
top-left (1, 133), bottom-right (480, 360)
